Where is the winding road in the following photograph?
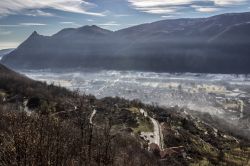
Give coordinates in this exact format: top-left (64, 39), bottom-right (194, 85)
top-left (90, 109), bottom-right (97, 125)
top-left (239, 99), bottom-right (244, 118)
top-left (88, 108), bottom-right (164, 149)
top-left (140, 109), bottom-right (164, 150)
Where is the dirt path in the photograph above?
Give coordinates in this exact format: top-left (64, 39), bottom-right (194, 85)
top-left (239, 99), bottom-right (244, 118)
top-left (150, 117), bottom-right (164, 149)
top-left (90, 109), bottom-right (97, 124)
top-left (140, 109), bottom-right (164, 150)
top-left (23, 100), bottom-right (32, 116)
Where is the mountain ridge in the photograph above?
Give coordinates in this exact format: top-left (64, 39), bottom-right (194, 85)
top-left (2, 12), bottom-right (250, 73)
top-left (0, 48), bottom-right (15, 60)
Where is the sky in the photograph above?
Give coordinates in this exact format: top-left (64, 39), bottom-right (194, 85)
top-left (0, 0), bottom-right (249, 49)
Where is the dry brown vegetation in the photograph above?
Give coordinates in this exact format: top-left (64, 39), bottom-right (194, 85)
top-left (0, 65), bottom-right (250, 166)
top-left (0, 66), bottom-right (159, 166)
top-left (0, 104), bottom-right (159, 166)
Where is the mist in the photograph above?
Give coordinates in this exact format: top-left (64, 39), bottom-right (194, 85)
top-left (19, 69), bottom-right (250, 139)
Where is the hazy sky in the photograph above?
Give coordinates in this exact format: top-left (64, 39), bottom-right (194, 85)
top-left (0, 0), bottom-right (249, 49)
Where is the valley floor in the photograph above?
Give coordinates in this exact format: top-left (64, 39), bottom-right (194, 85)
top-left (1, 67), bottom-right (250, 165)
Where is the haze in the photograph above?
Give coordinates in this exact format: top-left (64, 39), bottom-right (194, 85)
top-left (0, 0), bottom-right (250, 49)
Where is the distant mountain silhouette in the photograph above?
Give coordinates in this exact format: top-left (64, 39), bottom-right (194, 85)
top-left (2, 12), bottom-right (250, 73)
top-left (0, 48), bottom-right (14, 60)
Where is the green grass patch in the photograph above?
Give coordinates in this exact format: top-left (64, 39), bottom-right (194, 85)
top-left (190, 158), bottom-right (212, 166)
top-left (223, 149), bottom-right (250, 166)
top-left (133, 117), bottom-right (154, 133)
top-left (127, 107), bottom-right (140, 114)
top-left (190, 137), bottom-right (218, 158)
top-left (0, 90), bottom-right (6, 97)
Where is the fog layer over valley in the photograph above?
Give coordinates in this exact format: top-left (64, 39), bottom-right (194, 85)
top-left (20, 69), bottom-right (250, 138)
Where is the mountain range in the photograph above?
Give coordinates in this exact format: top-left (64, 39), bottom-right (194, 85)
top-left (0, 48), bottom-right (14, 60)
top-left (2, 12), bottom-right (250, 73)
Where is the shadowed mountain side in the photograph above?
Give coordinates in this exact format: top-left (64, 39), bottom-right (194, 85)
top-left (2, 12), bottom-right (250, 73)
top-left (0, 48), bottom-right (14, 60)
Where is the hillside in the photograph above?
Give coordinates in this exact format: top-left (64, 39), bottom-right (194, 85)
top-left (0, 64), bottom-right (250, 165)
top-left (2, 12), bottom-right (250, 73)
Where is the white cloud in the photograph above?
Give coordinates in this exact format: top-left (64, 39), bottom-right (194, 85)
top-left (60, 22), bottom-right (75, 24)
top-left (161, 15), bottom-right (175, 18)
top-left (139, 7), bottom-right (178, 14)
top-left (213, 0), bottom-right (247, 5)
top-left (128, 0), bottom-right (193, 8)
top-left (59, 21), bottom-right (81, 26)
top-left (114, 14), bottom-right (131, 17)
top-left (0, 0), bottom-right (105, 17)
top-left (0, 31), bottom-right (12, 35)
top-left (0, 42), bottom-right (19, 49)
top-left (19, 23), bottom-right (47, 26)
top-left (25, 10), bottom-right (54, 17)
top-left (127, 0), bottom-right (248, 14)
top-left (196, 7), bottom-right (220, 12)
top-left (0, 25), bottom-right (19, 27)
top-left (128, 0), bottom-right (194, 14)
top-left (98, 21), bottom-right (121, 26)
top-left (0, 23), bottom-right (47, 27)
top-left (0, 29), bottom-right (12, 35)
top-left (192, 5), bottom-right (220, 12)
